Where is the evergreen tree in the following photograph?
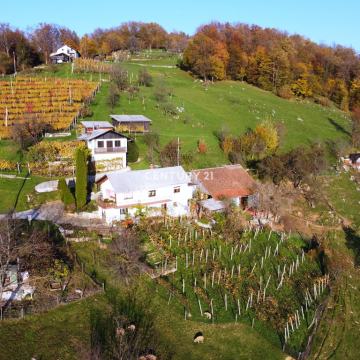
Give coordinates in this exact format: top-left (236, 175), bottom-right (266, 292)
top-left (58, 177), bottom-right (75, 210)
top-left (75, 146), bottom-right (88, 210)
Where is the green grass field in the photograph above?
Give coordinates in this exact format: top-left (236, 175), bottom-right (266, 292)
top-left (0, 53), bottom-right (358, 359)
top-left (85, 60), bottom-right (351, 169)
top-left (17, 58), bottom-right (351, 170)
top-left (0, 294), bottom-right (107, 360)
top-left (0, 175), bottom-right (56, 213)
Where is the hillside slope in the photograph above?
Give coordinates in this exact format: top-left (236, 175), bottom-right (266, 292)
top-left (86, 61), bottom-right (351, 168)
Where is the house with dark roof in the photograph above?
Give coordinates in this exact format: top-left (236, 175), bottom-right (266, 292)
top-left (78, 129), bottom-right (130, 171)
top-left (191, 165), bottom-right (257, 212)
top-left (96, 166), bottom-right (194, 223)
top-left (110, 114), bottom-right (152, 133)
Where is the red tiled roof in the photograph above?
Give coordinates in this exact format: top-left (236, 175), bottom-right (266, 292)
top-left (192, 165), bottom-right (256, 200)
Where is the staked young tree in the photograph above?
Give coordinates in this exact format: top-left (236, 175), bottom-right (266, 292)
top-left (107, 84), bottom-right (120, 110)
top-left (137, 68), bottom-right (153, 87)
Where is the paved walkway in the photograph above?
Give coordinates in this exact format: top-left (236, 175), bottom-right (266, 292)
top-left (0, 201), bottom-right (106, 228)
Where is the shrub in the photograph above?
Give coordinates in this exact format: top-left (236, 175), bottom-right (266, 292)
top-left (160, 101), bottom-right (177, 116)
top-left (277, 84), bottom-right (293, 99)
top-left (314, 96), bottom-right (331, 107)
top-left (154, 82), bottom-right (171, 102)
top-left (79, 105), bottom-right (94, 118)
top-left (228, 151), bottom-right (244, 165)
top-left (197, 138), bottom-right (207, 154)
top-left (138, 68), bottom-right (153, 87)
top-left (127, 141), bottom-right (139, 163)
top-left (143, 132), bottom-right (160, 150)
top-left (159, 139), bottom-right (179, 166)
top-left (221, 136), bottom-right (234, 155)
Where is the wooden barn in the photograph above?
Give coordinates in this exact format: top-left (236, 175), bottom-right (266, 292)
top-left (110, 115), bottom-right (152, 133)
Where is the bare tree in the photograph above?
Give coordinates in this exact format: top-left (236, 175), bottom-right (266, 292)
top-left (11, 113), bottom-right (50, 149)
top-left (0, 218), bottom-right (70, 315)
top-left (0, 23), bottom-right (11, 56)
top-left (109, 230), bottom-right (144, 283)
top-left (255, 181), bottom-right (296, 221)
top-left (0, 217), bottom-right (19, 313)
top-left (31, 23), bottom-right (61, 64)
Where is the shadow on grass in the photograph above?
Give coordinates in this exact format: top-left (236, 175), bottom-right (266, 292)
top-left (13, 172), bottom-right (30, 211)
top-left (328, 118), bottom-right (351, 137)
top-left (343, 226), bottom-right (360, 266)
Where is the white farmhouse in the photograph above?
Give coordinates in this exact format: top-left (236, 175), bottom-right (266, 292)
top-left (50, 45), bottom-right (80, 63)
top-left (78, 129), bottom-right (130, 172)
top-left (96, 166), bottom-right (194, 223)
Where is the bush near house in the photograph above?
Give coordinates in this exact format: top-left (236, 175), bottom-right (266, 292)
top-left (127, 141), bottom-right (140, 163)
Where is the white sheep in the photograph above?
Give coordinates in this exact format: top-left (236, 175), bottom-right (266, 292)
top-left (203, 311), bottom-right (212, 320)
top-left (193, 335), bottom-right (204, 344)
top-left (127, 324), bottom-right (136, 332)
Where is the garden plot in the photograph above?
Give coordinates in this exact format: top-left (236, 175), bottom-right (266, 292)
top-left (141, 219), bottom-right (329, 354)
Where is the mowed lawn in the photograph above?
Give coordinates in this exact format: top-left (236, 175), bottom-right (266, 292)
top-left (0, 175), bottom-right (52, 213)
top-left (86, 61), bottom-right (351, 169)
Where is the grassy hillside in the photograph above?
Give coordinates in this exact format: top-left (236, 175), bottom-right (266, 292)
top-left (26, 59), bottom-right (351, 169)
top-left (87, 60), bottom-right (350, 169)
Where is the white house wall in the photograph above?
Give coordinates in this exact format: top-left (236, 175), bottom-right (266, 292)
top-left (99, 179), bottom-right (194, 223)
top-left (87, 137), bottom-right (127, 170)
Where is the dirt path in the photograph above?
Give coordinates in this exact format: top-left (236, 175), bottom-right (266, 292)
top-left (127, 62), bottom-right (176, 68)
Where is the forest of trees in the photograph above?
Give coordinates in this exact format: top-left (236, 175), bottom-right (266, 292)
top-left (1, 20), bottom-right (360, 111)
top-left (0, 21), bottom-right (189, 73)
top-left (182, 22), bottom-right (360, 110)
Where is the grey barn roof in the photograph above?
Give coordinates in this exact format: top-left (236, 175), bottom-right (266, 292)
top-left (110, 115), bottom-right (152, 123)
top-left (100, 166), bottom-right (189, 193)
top-left (81, 121), bottom-right (114, 129)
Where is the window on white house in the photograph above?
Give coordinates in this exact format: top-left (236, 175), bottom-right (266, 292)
top-left (174, 186), bottom-right (180, 193)
top-left (106, 141), bottom-right (113, 148)
top-left (148, 190), bottom-right (156, 197)
top-left (115, 140), bottom-right (121, 147)
top-left (120, 208), bottom-right (128, 215)
top-left (98, 141), bottom-right (104, 148)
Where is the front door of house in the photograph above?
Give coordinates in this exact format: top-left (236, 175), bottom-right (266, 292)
top-left (106, 141), bottom-right (113, 148)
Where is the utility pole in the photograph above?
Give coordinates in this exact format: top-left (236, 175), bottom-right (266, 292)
top-left (177, 137), bottom-right (180, 166)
